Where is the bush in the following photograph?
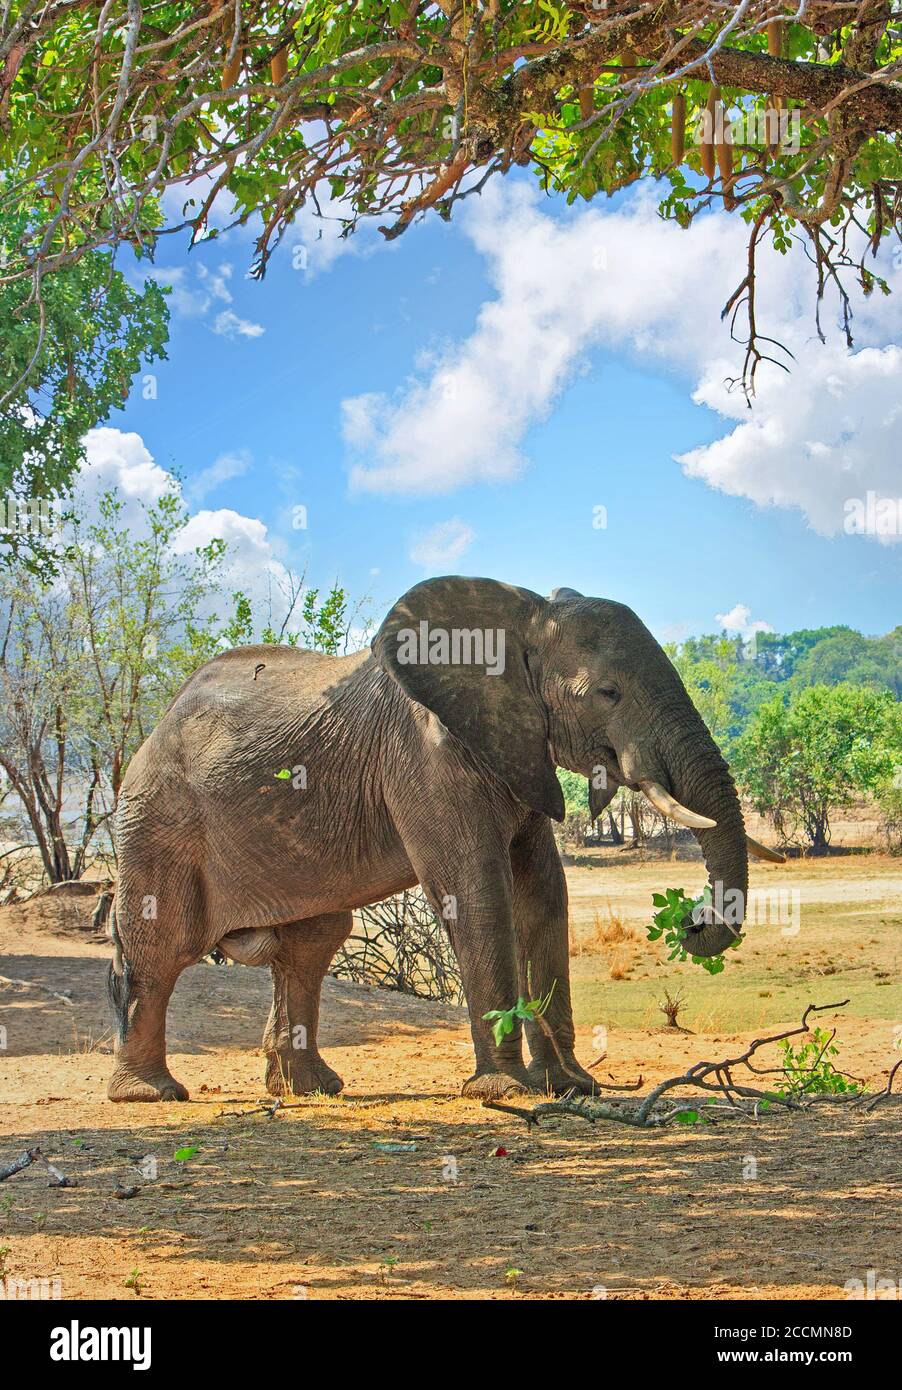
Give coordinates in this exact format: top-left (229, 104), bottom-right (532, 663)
top-left (331, 888), bottom-right (463, 1004)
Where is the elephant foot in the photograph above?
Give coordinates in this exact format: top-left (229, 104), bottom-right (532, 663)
top-left (461, 1069), bottom-right (537, 1100)
top-left (108, 1064), bottom-right (189, 1103)
top-left (265, 1051), bottom-right (344, 1097)
top-left (527, 1057), bottom-right (598, 1096)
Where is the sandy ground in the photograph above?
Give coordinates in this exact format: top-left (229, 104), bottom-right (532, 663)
top-left (0, 861), bottom-right (900, 1302)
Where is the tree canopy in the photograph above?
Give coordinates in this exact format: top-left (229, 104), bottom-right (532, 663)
top-left (666, 620), bottom-right (902, 749)
top-left (2, 3), bottom-right (902, 394)
top-left (733, 681), bottom-right (899, 851)
top-left (0, 206), bottom-right (169, 576)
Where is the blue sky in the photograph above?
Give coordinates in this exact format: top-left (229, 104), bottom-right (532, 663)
top-left (102, 171), bottom-right (901, 643)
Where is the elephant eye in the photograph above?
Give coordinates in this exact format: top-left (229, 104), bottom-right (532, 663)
top-left (597, 683), bottom-right (620, 703)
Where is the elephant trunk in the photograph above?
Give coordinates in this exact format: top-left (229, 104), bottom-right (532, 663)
top-left (657, 722), bottom-right (749, 959)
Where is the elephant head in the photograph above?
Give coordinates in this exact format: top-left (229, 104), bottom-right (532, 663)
top-left (373, 576), bottom-right (781, 958)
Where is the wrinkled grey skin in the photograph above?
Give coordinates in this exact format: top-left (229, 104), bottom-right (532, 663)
top-left (107, 576), bottom-right (747, 1103)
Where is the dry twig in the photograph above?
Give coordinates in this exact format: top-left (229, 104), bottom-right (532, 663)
top-left (332, 888), bottom-right (463, 1004)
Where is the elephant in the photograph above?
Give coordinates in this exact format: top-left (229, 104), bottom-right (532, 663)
top-left (106, 576), bottom-right (782, 1103)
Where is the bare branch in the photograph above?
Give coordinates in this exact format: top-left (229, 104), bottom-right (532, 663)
top-left (482, 1000), bottom-right (866, 1131)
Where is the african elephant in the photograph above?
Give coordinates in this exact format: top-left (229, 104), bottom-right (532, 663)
top-left (106, 576), bottom-right (780, 1103)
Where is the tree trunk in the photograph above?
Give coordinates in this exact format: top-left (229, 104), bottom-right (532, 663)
top-left (627, 791), bottom-right (645, 848)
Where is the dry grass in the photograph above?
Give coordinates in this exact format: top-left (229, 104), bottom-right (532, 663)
top-left (608, 954), bottom-right (633, 981)
top-left (568, 904), bottom-right (640, 979)
top-left (569, 903), bottom-right (637, 957)
top-left (69, 1022), bottom-right (113, 1055)
top-left (0, 857), bottom-right (899, 1302)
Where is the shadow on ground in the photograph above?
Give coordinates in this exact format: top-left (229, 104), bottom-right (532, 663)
top-left (0, 952), bottom-right (466, 1058)
top-left (0, 1100), bottom-right (898, 1300)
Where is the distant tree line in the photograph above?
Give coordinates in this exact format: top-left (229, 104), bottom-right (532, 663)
top-left (667, 626), bottom-right (902, 749)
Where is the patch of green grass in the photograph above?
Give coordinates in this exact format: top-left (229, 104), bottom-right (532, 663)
top-left (570, 892), bottom-right (901, 1033)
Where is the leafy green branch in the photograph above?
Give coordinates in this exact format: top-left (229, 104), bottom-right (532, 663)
top-left (647, 886), bottom-right (743, 975)
top-left (483, 982), bottom-right (556, 1049)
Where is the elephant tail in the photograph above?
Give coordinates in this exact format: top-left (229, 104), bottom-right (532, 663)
top-left (106, 896), bottom-right (133, 1043)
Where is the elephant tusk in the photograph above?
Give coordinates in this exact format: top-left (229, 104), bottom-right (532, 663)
top-left (746, 834), bottom-right (786, 864)
top-left (639, 779), bottom-right (717, 830)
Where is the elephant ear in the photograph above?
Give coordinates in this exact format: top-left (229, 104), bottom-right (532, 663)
top-left (588, 778), bottom-right (617, 822)
top-left (372, 576), bottom-right (565, 822)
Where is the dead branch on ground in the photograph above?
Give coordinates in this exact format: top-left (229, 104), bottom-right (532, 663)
top-left (483, 1000), bottom-right (886, 1131)
top-left (0, 1146), bottom-right (76, 1186)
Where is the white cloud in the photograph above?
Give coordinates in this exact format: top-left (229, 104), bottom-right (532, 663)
top-left (342, 181), bottom-right (902, 543)
top-left (141, 266), bottom-right (211, 318)
top-left (341, 393), bottom-right (384, 451)
top-left (680, 344), bottom-right (902, 543)
top-left (212, 309), bottom-right (265, 340)
top-left (715, 603), bottom-right (774, 639)
top-left (172, 507), bottom-right (280, 599)
top-left (343, 183), bottom-right (747, 495)
top-left (77, 429), bottom-right (292, 626)
top-left (186, 450), bottom-right (251, 503)
top-left (409, 518), bottom-right (475, 569)
top-left (77, 428), bottom-right (173, 523)
top-left (655, 619), bottom-right (696, 645)
top-left (137, 261), bottom-right (264, 340)
top-left (196, 261), bottom-right (234, 303)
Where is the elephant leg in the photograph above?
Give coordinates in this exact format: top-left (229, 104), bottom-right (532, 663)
top-left (263, 913), bottom-right (351, 1097)
top-left (408, 842), bottom-right (534, 1099)
top-left (107, 883), bottom-right (198, 1103)
top-left (511, 815), bottom-right (597, 1095)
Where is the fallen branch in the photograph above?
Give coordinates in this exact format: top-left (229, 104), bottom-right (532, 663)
top-left (861, 1058), bottom-right (902, 1113)
top-left (0, 974), bottom-right (73, 1006)
top-left (483, 1001), bottom-right (862, 1131)
top-left (0, 1148), bottom-right (38, 1182)
top-left (0, 1146), bottom-right (76, 1186)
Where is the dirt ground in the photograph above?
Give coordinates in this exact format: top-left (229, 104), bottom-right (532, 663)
top-left (1, 858), bottom-right (900, 1302)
